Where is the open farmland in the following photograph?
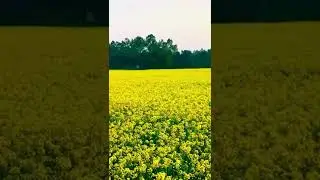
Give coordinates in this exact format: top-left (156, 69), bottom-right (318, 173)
top-left (0, 27), bottom-right (108, 179)
top-left (109, 69), bottom-right (211, 179)
top-left (213, 22), bottom-right (320, 179)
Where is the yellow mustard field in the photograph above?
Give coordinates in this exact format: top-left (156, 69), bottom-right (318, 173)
top-left (109, 69), bottom-right (211, 179)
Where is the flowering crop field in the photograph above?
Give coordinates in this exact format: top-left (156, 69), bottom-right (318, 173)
top-left (0, 27), bottom-right (108, 179)
top-left (109, 69), bottom-right (211, 179)
top-left (212, 23), bottom-right (320, 179)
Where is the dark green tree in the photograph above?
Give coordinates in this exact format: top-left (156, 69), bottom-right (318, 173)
top-left (109, 34), bottom-right (210, 69)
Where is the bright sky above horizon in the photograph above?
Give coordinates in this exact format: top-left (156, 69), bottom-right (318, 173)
top-left (109, 0), bottom-right (211, 51)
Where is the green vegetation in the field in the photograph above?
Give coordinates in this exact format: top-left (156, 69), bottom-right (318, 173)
top-left (213, 22), bottom-right (320, 179)
top-left (0, 27), bottom-right (108, 179)
top-left (109, 69), bottom-right (211, 179)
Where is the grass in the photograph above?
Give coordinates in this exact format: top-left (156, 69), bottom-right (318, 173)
top-left (0, 27), bottom-right (108, 179)
top-left (109, 69), bottom-right (211, 179)
top-left (213, 22), bottom-right (320, 179)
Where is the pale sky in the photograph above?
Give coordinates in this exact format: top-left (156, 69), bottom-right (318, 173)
top-left (109, 0), bottom-right (211, 51)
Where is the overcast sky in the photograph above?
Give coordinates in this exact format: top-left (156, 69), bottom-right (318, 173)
top-left (109, 0), bottom-right (211, 51)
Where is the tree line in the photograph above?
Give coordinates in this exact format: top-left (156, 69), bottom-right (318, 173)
top-left (109, 34), bottom-right (211, 69)
top-left (213, 0), bottom-right (320, 23)
top-left (1, 0), bottom-right (319, 26)
top-left (0, 0), bottom-right (108, 26)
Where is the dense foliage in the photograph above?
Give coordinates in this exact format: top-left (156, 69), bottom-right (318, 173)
top-left (109, 69), bottom-right (211, 179)
top-left (213, 0), bottom-right (320, 22)
top-left (1, 0), bottom-right (108, 26)
top-left (0, 28), bottom-right (108, 179)
top-left (213, 22), bottom-right (320, 179)
top-left (109, 34), bottom-right (211, 69)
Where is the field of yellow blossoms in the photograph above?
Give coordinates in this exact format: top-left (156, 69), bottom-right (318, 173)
top-left (109, 69), bottom-right (211, 179)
